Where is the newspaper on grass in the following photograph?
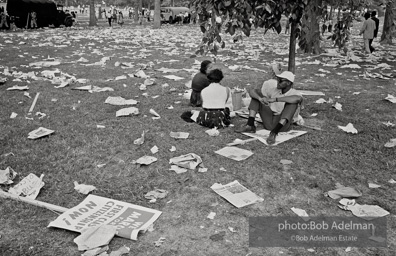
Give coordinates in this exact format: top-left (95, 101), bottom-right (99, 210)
top-left (211, 180), bottom-right (263, 208)
top-left (214, 146), bottom-right (253, 161)
top-left (48, 195), bottom-right (162, 240)
top-left (8, 173), bottom-right (44, 200)
top-left (243, 129), bottom-right (307, 146)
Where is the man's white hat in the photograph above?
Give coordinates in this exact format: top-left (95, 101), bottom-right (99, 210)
top-left (277, 71), bottom-right (295, 83)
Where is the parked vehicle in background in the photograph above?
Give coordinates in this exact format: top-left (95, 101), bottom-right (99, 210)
top-left (160, 7), bottom-right (189, 24)
top-left (6, 0), bottom-right (73, 28)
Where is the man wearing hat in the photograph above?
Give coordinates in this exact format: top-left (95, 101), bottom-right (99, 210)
top-left (236, 68), bottom-right (302, 145)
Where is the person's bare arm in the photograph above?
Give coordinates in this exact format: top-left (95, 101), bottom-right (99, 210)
top-left (267, 95), bottom-right (303, 104)
top-left (248, 87), bottom-right (269, 105)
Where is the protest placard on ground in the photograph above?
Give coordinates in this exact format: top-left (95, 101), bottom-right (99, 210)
top-left (48, 195), bottom-right (162, 240)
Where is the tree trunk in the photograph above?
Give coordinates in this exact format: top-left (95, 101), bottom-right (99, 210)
top-left (380, 0), bottom-right (396, 44)
top-left (154, 0), bottom-right (161, 28)
top-left (89, 0), bottom-right (96, 26)
top-left (171, 0), bottom-right (174, 7)
top-left (134, 3), bottom-right (139, 22)
top-left (288, 20), bottom-right (298, 73)
top-left (299, 0), bottom-right (322, 54)
top-left (329, 5), bottom-right (333, 20)
top-left (99, 7), bottom-right (102, 19)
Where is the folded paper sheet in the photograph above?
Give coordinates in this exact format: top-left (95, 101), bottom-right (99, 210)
top-left (105, 96), bottom-right (138, 106)
top-left (48, 195), bottom-right (162, 240)
top-left (28, 127), bottom-right (55, 139)
top-left (211, 180), bottom-right (263, 208)
top-left (242, 130), bottom-right (307, 146)
top-left (214, 146), bottom-right (253, 161)
top-left (0, 167), bottom-right (17, 185)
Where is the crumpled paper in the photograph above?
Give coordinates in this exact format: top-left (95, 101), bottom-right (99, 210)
top-left (385, 94), bottom-right (396, 103)
top-left (205, 128), bottom-right (220, 136)
top-left (135, 156), bottom-right (157, 165)
top-left (145, 189), bottom-right (168, 203)
top-left (325, 186), bottom-right (362, 199)
top-left (169, 153), bottom-right (203, 173)
top-left (109, 246), bottom-right (130, 256)
top-left (74, 181), bottom-right (96, 195)
top-left (384, 138), bottom-right (396, 148)
top-left (0, 167), bottom-right (17, 184)
top-left (339, 204), bottom-right (390, 220)
top-left (74, 225), bottom-right (118, 251)
top-left (134, 131), bottom-right (146, 145)
top-left (338, 123), bottom-right (358, 134)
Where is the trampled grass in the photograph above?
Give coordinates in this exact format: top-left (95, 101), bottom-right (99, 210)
top-left (0, 17), bottom-right (395, 256)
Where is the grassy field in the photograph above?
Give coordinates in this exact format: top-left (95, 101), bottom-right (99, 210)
top-left (0, 17), bottom-right (395, 256)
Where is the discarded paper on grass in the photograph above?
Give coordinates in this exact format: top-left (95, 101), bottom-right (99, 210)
top-left (211, 180), bottom-right (263, 208)
top-left (8, 173), bottom-right (44, 199)
top-left (48, 195), bottom-right (162, 240)
top-left (243, 130), bottom-right (307, 146)
top-left (28, 127), bottom-right (55, 139)
top-left (214, 146), bottom-right (253, 161)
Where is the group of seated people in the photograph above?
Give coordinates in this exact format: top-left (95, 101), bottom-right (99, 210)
top-left (182, 61), bottom-right (303, 145)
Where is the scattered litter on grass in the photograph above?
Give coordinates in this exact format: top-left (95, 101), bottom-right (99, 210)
top-left (149, 109), bottom-right (161, 119)
top-left (169, 131), bottom-right (189, 139)
top-left (169, 165), bottom-right (188, 174)
top-left (97, 125), bottom-right (105, 129)
top-left (28, 92), bottom-right (40, 114)
top-left (82, 245), bottom-right (109, 256)
top-left (339, 203), bottom-right (390, 220)
top-left (74, 225), bottom-right (117, 251)
top-left (333, 102), bottom-right (343, 111)
top-left (9, 173), bottom-right (44, 199)
top-left (325, 185), bottom-right (362, 199)
top-left (338, 123), bottom-right (358, 134)
top-left (48, 194), bottom-right (162, 240)
top-left (134, 131), bottom-right (146, 145)
top-left (382, 121), bottom-right (395, 127)
top-left (74, 181), bottom-right (96, 195)
top-left (163, 75), bottom-right (184, 80)
top-left (384, 138), bottom-right (396, 148)
top-left (228, 227), bottom-right (237, 233)
top-left (154, 237), bottom-right (166, 247)
top-left (10, 112), bottom-right (17, 119)
top-left (215, 147), bottom-right (253, 161)
top-left (150, 146), bottom-right (159, 154)
top-left (109, 246), bottom-right (130, 256)
top-left (345, 247), bottom-right (352, 252)
top-left (116, 107), bottom-right (139, 117)
top-left (227, 138), bottom-right (258, 146)
top-left (388, 179), bottom-right (396, 184)
top-left (207, 212), bottom-right (216, 220)
top-left (243, 130), bottom-right (307, 146)
top-left (307, 248), bottom-right (315, 252)
top-left (169, 153), bottom-right (202, 171)
top-left (368, 183), bottom-right (381, 188)
top-left (145, 189), bottom-right (168, 203)
top-left (24, 92), bottom-right (31, 98)
top-left (384, 94), bottom-right (396, 103)
top-left (28, 127), bottom-right (54, 139)
top-left (105, 96), bottom-right (138, 106)
top-left (341, 64), bottom-right (361, 69)
top-left (135, 156), bottom-right (157, 166)
top-left (35, 112), bottom-right (47, 119)
top-left (210, 231), bottom-right (226, 241)
top-left (198, 167), bottom-right (208, 173)
top-left (211, 180), bottom-right (263, 208)
top-left (219, 167), bottom-right (227, 172)
top-left (291, 207), bottom-right (310, 221)
top-left (0, 167), bottom-right (17, 185)
top-left (205, 127), bottom-right (220, 136)
top-left (7, 85), bottom-right (29, 91)
top-left (169, 146), bottom-right (176, 152)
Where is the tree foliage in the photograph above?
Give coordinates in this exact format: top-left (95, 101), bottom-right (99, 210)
top-left (193, 0), bottom-right (308, 56)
